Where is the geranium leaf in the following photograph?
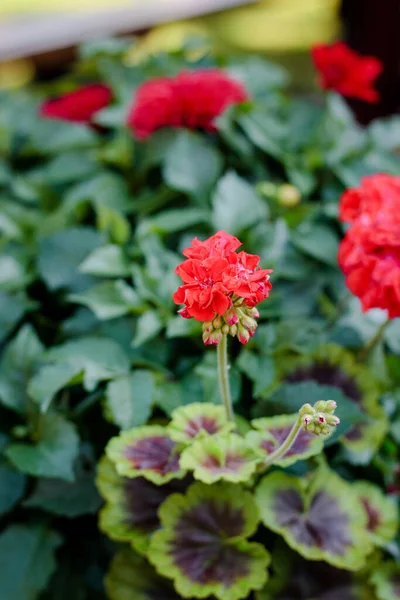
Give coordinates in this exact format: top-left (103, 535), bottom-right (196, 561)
top-left (97, 455), bottom-right (190, 555)
top-left (371, 562), bottom-right (400, 600)
top-left (180, 432), bottom-right (261, 484)
top-left (353, 481), bottom-right (399, 547)
top-left (149, 481), bottom-right (270, 600)
top-left (106, 425), bottom-right (186, 485)
top-left (0, 524), bottom-right (62, 600)
top-left (168, 402), bottom-right (234, 444)
top-left (255, 468), bottom-right (372, 570)
top-left (6, 415), bottom-right (79, 481)
top-left (105, 548), bottom-right (182, 600)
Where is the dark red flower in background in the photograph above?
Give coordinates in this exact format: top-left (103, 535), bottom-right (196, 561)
top-left (338, 174), bottom-right (400, 318)
top-left (311, 42), bottom-right (382, 103)
top-left (128, 69), bottom-right (248, 139)
top-left (40, 84), bottom-right (112, 124)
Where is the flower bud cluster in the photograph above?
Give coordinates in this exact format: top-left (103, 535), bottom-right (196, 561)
top-left (202, 300), bottom-right (260, 345)
top-left (299, 400), bottom-right (340, 436)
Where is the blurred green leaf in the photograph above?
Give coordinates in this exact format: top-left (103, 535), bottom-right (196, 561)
top-left (28, 363), bottom-right (81, 413)
top-left (24, 458), bottom-right (101, 517)
top-left (132, 310), bottom-right (163, 347)
top-left (291, 223), bottom-right (339, 267)
top-left (70, 280), bottom-right (143, 320)
top-left (0, 524), bottom-right (62, 600)
top-left (79, 244), bottom-right (130, 277)
top-left (163, 130), bottom-right (222, 197)
top-left (105, 370), bottom-right (153, 429)
top-left (0, 325), bottom-right (44, 414)
top-left (37, 227), bottom-right (105, 292)
top-left (0, 462), bottom-right (26, 515)
top-left (212, 171), bottom-right (268, 235)
top-left (6, 415), bottom-right (79, 481)
top-left (236, 350), bottom-right (275, 396)
top-left (47, 337), bottom-right (130, 391)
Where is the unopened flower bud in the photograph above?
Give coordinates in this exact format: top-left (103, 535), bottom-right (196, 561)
top-left (247, 307), bottom-right (260, 319)
top-left (238, 325), bottom-right (250, 344)
top-left (224, 308), bottom-right (239, 326)
top-left (299, 399), bottom-right (340, 437)
top-left (178, 307), bottom-right (192, 319)
top-left (222, 323), bottom-right (230, 335)
top-left (240, 314), bottom-right (258, 334)
top-left (229, 324), bottom-right (238, 337)
top-left (325, 400), bottom-right (337, 413)
top-left (203, 328), bottom-right (223, 345)
top-left (203, 321), bottom-right (213, 333)
top-left (299, 403), bottom-right (313, 417)
top-left (256, 181), bottom-right (277, 199)
top-left (278, 184), bottom-right (301, 208)
top-left (213, 316), bottom-right (223, 329)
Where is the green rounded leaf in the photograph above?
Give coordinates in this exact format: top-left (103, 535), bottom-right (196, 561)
top-left (105, 548), bottom-right (182, 600)
top-left (0, 524), bottom-right (62, 600)
top-left (168, 402), bottom-right (234, 444)
top-left (255, 468), bottom-right (372, 571)
top-left (106, 425), bottom-right (186, 485)
top-left (371, 562), bottom-right (400, 600)
top-left (149, 481), bottom-right (270, 600)
top-left (353, 481), bottom-right (399, 547)
top-left (180, 432), bottom-right (261, 483)
top-left (96, 455), bottom-right (189, 554)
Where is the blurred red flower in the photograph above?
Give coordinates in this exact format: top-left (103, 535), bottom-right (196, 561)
top-left (128, 69), bottom-right (248, 139)
top-left (339, 174), bottom-right (400, 224)
top-left (311, 42), bottom-right (382, 103)
top-left (338, 174), bottom-right (400, 318)
top-left (40, 84), bottom-right (112, 124)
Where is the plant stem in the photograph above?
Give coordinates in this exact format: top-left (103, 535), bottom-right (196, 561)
top-left (217, 334), bottom-right (235, 422)
top-left (263, 417), bottom-right (302, 468)
top-left (358, 319), bottom-right (390, 361)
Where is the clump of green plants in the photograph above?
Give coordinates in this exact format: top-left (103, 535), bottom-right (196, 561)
top-left (0, 36), bottom-right (399, 600)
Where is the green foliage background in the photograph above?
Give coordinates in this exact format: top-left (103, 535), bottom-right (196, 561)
top-left (0, 38), bottom-right (399, 599)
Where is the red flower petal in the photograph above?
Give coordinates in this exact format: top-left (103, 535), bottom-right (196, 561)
top-left (40, 84), bottom-right (112, 123)
top-left (311, 42), bottom-right (382, 104)
top-left (127, 70), bottom-right (248, 139)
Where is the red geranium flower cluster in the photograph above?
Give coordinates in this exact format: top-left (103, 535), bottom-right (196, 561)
top-left (338, 174), bottom-right (400, 318)
top-left (40, 84), bottom-right (112, 124)
top-left (127, 69), bottom-right (248, 139)
top-left (173, 231), bottom-right (272, 345)
top-left (311, 42), bottom-right (382, 103)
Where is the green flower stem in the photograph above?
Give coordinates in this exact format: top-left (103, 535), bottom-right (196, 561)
top-left (358, 319), bottom-right (390, 361)
top-left (217, 334), bottom-right (235, 422)
top-left (262, 417), bottom-right (301, 468)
